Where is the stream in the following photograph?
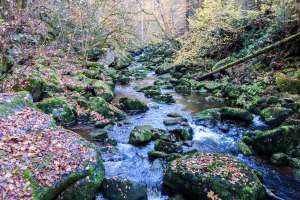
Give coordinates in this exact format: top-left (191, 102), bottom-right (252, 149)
top-left (74, 59), bottom-right (300, 200)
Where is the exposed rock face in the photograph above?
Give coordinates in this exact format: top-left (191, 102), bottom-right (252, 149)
top-left (163, 153), bottom-right (266, 200)
top-left (0, 92), bottom-right (104, 200)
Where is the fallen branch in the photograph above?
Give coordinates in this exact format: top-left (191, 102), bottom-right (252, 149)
top-left (196, 32), bottom-right (300, 81)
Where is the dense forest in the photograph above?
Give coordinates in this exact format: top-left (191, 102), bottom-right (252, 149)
top-left (1, 0), bottom-right (300, 200)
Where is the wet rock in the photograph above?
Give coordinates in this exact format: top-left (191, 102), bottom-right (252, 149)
top-left (151, 128), bottom-right (173, 141)
top-left (194, 108), bottom-right (221, 122)
top-left (119, 97), bottom-right (148, 114)
top-left (153, 93), bottom-right (176, 104)
top-left (270, 153), bottom-right (289, 166)
top-left (175, 85), bottom-right (191, 95)
top-left (94, 120), bottom-right (111, 128)
top-left (155, 63), bottom-right (174, 75)
top-left (101, 178), bottom-right (147, 200)
top-left (169, 128), bottom-right (193, 141)
top-left (163, 153), bottom-right (266, 200)
top-left (144, 89), bottom-right (161, 97)
top-left (221, 107), bottom-right (253, 123)
top-left (88, 97), bottom-right (126, 121)
top-left (194, 107), bottom-right (253, 124)
top-left (154, 139), bottom-right (183, 154)
top-left (260, 106), bottom-right (293, 127)
top-left (250, 125), bottom-right (300, 155)
top-left (118, 75), bottom-right (130, 85)
top-left (89, 130), bottom-right (108, 141)
top-left (288, 157), bottom-right (300, 168)
top-left (148, 151), bottom-right (181, 161)
top-left (237, 141), bottom-right (252, 156)
top-left (205, 96), bottom-right (225, 104)
top-left (163, 117), bottom-right (188, 126)
top-left (36, 97), bottom-right (77, 127)
top-left (167, 112), bottom-right (182, 118)
top-left (129, 125), bottom-right (153, 145)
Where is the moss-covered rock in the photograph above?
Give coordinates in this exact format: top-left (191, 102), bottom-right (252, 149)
top-left (194, 108), bottom-right (222, 122)
top-left (129, 125), bottom-right (154, 145)
top-left (153, 94), bottom-right (176, 104)
top-left (89, 130), bottom-right (108, 141)
top-left (13, 78), bottom-right (47, 102)
top-left (220, 107), bottom-right (253, 123)
top-left (270, 153), bottom-right (289, 166)
top-left (101, 177), bottom-right (147, 200)
top-left (260, 106), bottom-right (292, 127)
top-left (88, 97), bottom-right (126, 121)
top-left (148, 150), bottom-right (181, 161)
top-left (288, 157), bottom-right (300, 168)
top-left (169, 128), bottom-right (193, 141)
top-left (92, 80), bottom-right (114, 102)
top-left (238, 141), bottom-right (253, 156)
top-left (36, 97), bottom-right (77, 127)
top-left (163, 153), bottom-right (266, 200)
top-left (154, 139), bottom-right (183, 154)
top-left (163, 117), bottom-right (188, 126)
top-left (167, 112), bottom-right (183, 118)
top-left (0, 91), bottom-right (33, 117)
top-left (251, 125), bottom-right (300, 155)
top-left (119, 97), bottom-right (149, 114)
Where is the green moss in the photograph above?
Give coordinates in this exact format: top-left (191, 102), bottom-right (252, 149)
top-left (0, 91), bottom-right (33, 117)
top-left (129, 125), bottom-right (153, 145)
top-left (36, 97), bottom-right (77, 127)
top-left (24, 156), bottom-right (104, 200)
top-left (238, 141), bottom-right (253, 156)
top-left (275, 72), bottom-right (300, 94)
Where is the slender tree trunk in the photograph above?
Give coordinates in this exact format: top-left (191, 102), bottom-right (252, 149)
top-left (296, 0), bottom-right (300, 28)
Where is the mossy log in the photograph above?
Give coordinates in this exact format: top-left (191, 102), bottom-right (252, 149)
top-left (196, 32), bottom-right (300, 81)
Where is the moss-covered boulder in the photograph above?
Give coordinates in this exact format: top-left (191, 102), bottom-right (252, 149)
top-left (260, 106), bottom-right (293, 126)
top-left (119, 97), bottom-right (149, 114)
top-left (92, 80), bottom-right (114, 102)
top-left (270, 153), bottom-right (289, 166)
top-left (163, 153), bottom-right (266, 200)
top-left (13, 77), bottom-right (46, 101)
top-left (194, 108), bottom-right (222, 123)
top-left (167, 112), bottom-right (183, 118)
top-left (101, 178), bottom-right (147, 200)
top-left (154, 139), bottom-right (183, 154)
top-left (88, 97), bottom-right (126, 121)
top-left (0, 92), bottom-right (104, 200)
top-left (129, 125), bottom-right (154, 145)
top-left (169, 128), bottom-right (193, 141)
top-left (148, 150), bottom-right (181, 161)
top-left (195, 107), bottom-right (253, 124)
top-left (238, 141), bottom-right (253, 156)
top-left (163, 117), bottom-right (188, 126)
top-left (221, 107), bottom-right (253, 123)
top-left (89, 130), bottom-right (108, 141)
top-left (250, 125), bottom-right (300, 155)
top-left (152, 93), bottom-right (175, 104)
top-left (36, 97), bottom-right (77, 127)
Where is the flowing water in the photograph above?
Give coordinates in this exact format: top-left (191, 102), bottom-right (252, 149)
top-left (73, 59), bottom-right (300, 200)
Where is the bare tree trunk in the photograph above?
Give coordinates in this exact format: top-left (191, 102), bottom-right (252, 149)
top-left (296, 0), bottom-right (300, 28)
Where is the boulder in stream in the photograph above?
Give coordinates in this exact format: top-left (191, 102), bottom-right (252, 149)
top-left (250, 125), bottom-right (300, 155)
top-left (119, 97), bottom-right (149, 114)
top-left (163, 153), bottom-right (266, 200)
top-left (101, 177), bottom-right (147, 200)
top-left (129, 125), bottom-right (154, 145)
top-left (260, 106), bottom-right (293, 127)
top-left (154, 139), bottom-right (183, 154)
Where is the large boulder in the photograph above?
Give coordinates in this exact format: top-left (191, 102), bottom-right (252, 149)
top-left (154, 139), bottom-right (183, 154)
top-left (119, 97), bottom-right (149, 114)
top-left (260, 106), bottom-right (292, 127)
top-left (36, 97), bottom-right (77, 127)
top-left (163, 153), bottom-right (266, 200)
top-left (101, 178), bottom-right (147, 200)
top-left (250, 125), bottom-right (300, 155)
top-left (195, 107), bottom-right (253, 124)
top-left (153, 93), bottom-right (175, 104)
top-left (88, 97), bottom-right (126, 121)
top-left (0, 92), bottom-right (104, 200)
top-left (129, 125), bottom-right (154, 145)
